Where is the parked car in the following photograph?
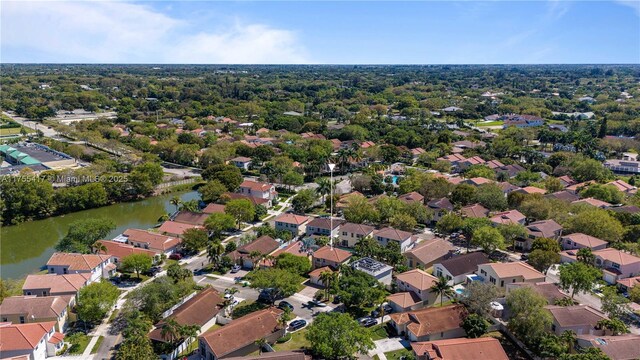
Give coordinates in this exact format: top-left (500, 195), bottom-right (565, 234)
top-left (361, 318), bottom-right (377, 327)
top-left (288, 319), bottom-right (307, 332)
top-left (371, 304), bottom-right (394, 318)
top-left (169, 253), bottom-right (182, 260)
top-left (308, 300), bottom-right (327, 308)
top-left (230, 264), bottom-right (241, 273)
top-left (520, 253), bottom-right (529, 261)
top-left (278, 301), bottom-right (294, 311)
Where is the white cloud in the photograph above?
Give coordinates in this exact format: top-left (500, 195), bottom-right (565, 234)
top-left (1, 1), bottom-right (310, 63)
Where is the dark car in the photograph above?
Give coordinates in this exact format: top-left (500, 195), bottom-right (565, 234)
top-left (278, 301), bottom-right (294, 311)
top-left (230, 264), bottom-right (241, 273)
top-left (371, 304), bottom-right (394, 318)
top-left (520, 253), bottom-right (529, 261)
top-left (361, 318), bottom-right (377, 327)
top-left (288, 319), bottom-right (307, 331)
top-left (169, 253), bottom-right (182, 260)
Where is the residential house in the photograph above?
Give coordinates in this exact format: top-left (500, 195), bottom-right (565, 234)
top-left (516, 219), bottom-right (563, 251)
top-left (593, 249), bottom-right (640, 283)
top-left (386, 291), bottom-right (424, 313)
top-left (433, 252), bottom-right (489, 285)
top-left (616, 276), bottom-right (640, 293)
top-left (121, 228), bottom-right (182, 255)
top-left (505, 282), bottom-right (569, 304)
top-left (410, 337), bottom-right (509, 360)
top-left (502, 114), bottom-right (544, 128)
top-left (149, 287), bottom-right (224, 344)
top-left (458, 157), bottom-right (486, 171)
top-left (516, 186), bottom-right (547, 195)
top-left (0, 321), bottom-right (64, 360)
top-left (228, 236), bottom-right (280, 269)
top-left (561, 233), bottom-right (608, 251)
top-left (463, 177), bottom-right (493, 187)
top-left (230, 156), bottom-right (252, 171)
top-left (427, 198), bottom-right (454, 222)
top-left (238, 180), bottom-right (277, 207)
top-left (546, 305), bottom-right (607, 336)
top-left (389, 305), bottom-right (468, 342)
top-left (273, 213), bottom-right (311, 237)
top-left (404, 238), bottom-right (455, 269)
top-left (496, 164), bottom-right (526, 178)
top-left (398, 191), bottom-right (425, 204)
top-left (546, 190), bottom-right (580, 203)
top-left (22, 274), bottom-right (90, 307)
top-left (607, 180), bottom-right (637, 195)
top-left (198, 308), bottom-right (285, 360)
top-left (223, 192), bottom-right (271, 208)
top-left (498, 182), bottom-right (521, 195)
top-left (308, 266), bottom-right (334, 287)
top-left (394, 269), bottom-right (439, 308)
top-left (224, 351), bottom-right (310, 360)
top-left (338, 222), bottom-right (375, 248)
top-left (436, 154), bottom-right (466, 169)
top-left (99, 240), bottom-right (158, 267)
top-left (0, 296), bottom-right (68, 332)
top-left (459, 203), bottom-right (489, 218)
top-left (566, 181), bottom-right (596, 194)
top-left (46, 252), bottom-right (115, 283)
top-left (312, 245), bottom-right (352, 270)
top-left (486, 160), bottom-right (505, 169)
top-left (374, 227), bottom-right (415, 252)
top-left (490, 210), bottom-right (526, 226)
top-left (558, 175), bottom-right (577, 187)
top-left (305, 218), bottom-right (343, 239)
top-left (604, 159), bottom-right (640, 175)
top-left (203, 203), bottom-right (226, 214)
top-left (477, 262), bottom-right (546, 291)
top-left (576, 334), bottom-right (640, 360)
top-left (173, 211), bottom-right (210, 226)
top-left (451, 140), bottom-right (486, 150)
top-left (158, 221), bottom-right (203, 238)
top-left (351, 257), bottom-right (394, 285)
top-left (336, 191), bottom-right (365, 211)
top-left (572, 197), bottom-right (612, 209)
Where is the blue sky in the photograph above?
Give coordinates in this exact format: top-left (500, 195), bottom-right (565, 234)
top-left (2, 1), bottom-right (639, 64)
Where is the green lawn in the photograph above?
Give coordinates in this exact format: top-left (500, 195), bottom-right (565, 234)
top-left (67, 333), bottom-right (91, 355)
top-left (273, 329), bottom-right (310, 351)
top-left (383, 347), bottom-right (414, 360)
top-left (370, 323), bottom-right (391, 341)
top-left (232, 300), bottom-right (269, 319)
top-left (178, 339), bottom-right (199, 357)
top-left (476, 121), bottom-right (504, 127)
top-left (90, 336), bottom-right (104, 354)
top-left (0, 127), bottom-right (33, 136)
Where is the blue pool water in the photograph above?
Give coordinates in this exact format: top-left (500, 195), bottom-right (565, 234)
top-left (392, 175), bottom-right (399, 184)
top-left (455, 288), bottom-right (464, 294)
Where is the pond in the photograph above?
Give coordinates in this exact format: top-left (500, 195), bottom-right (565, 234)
top-left (0, 190), bottom-right (200, 280)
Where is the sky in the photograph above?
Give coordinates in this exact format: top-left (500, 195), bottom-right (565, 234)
top-left (1, 1), bottom-right (639, 64)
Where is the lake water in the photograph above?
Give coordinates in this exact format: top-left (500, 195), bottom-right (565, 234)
top-left (0, 191), bottom-right (200, 280)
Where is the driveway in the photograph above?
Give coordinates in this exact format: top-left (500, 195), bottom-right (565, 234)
top-left (368, 337), bottom-right (410, 360)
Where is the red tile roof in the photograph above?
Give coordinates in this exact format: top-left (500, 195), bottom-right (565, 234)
top-left (274, 213), bottom-right (311, 225)
top-left (158, 221), bottom-right (202, 236)
top-left (240, 180), bottom-right (273, 192)
top-left (411, 337), bottom-right (509, 360)
top-left (395, 269), bottom-right (438, 291)
top-left (390, 305), bottom-right (467, 338)
top-left (202, 203), bottom-right (226, 214)
top-left (46, 252), bottom-right (111, 271)
top-left (0, 321), bottom-right (57, 352)
top-left (100, 240), bottom-right (157, 260)
top-left (22, 274), bottom-right (90, 295)
top-left (123, 228), bottom-right (182, 252)
top-left (313, 245), bottom-right (352, 263)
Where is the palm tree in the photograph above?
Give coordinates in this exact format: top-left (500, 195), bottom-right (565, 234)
top-left (91, 241), bottom-right (107, 254)
top-left (277, 308), bottom-right (292, 329)
top-left (160, 318), bottom-right (181, 345)
top-left (255, 337), bottom-right (268, 355)
top-left (316, 178), bottom-right (331, 204)
top-left (170, 196), bottom-right (182, 213)
top-left (249, 251), bottom-right (263, 269)
top-left (319, 270), bottom-right (334, 300)
top-left (179, 324), bottom-right (200, 348)
top-left (430, 276), bottom-right (455, 306)
top-left (559, 330), bottom-right (577, 354)
top-left (226, 287), bottom-right (239, 298)
top-left (207, 241), bottom-right (225, 267)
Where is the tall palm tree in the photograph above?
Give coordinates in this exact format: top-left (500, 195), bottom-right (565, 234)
top-left (277, 308), bottom-right (292, 329)
top-left (207, 241), bottom-right (225, 267)
top-left (249, 251), bottom-right (263, 269)
top-left (255, 338), bottom-right (268, 355)
top-left (160, 318), bottom-right (181, 345)
top-left (316, 178), bottom-right (331, 204)
top-left (179, 324), bottom-right (200, 348)
top-left (170, 196), bottom-right (182, 213)
top-left (91, 241), bottom-right (107, 254)
top-left (430, 276), bottom-right (455, 306)
top-left (319, 270), bottom-right (334, 300)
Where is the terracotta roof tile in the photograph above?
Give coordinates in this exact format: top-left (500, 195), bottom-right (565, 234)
top-left (411, 337), bottom-right (509, 360)
top-left (482, 262), bottom-right (545, 280)
top-left (390, 305), bottom-right (467, 338)
top-left (202, 203), bottom-right (226, 214)
top-left (405, 239), bottom-right (455, 266)
top-left (0, 296), bottom-right (67, 319)
top-left (123, 228), bottom-right (181, 252)
top-left (0, 321), bottom-right (57, 352)
top-left (386, 292), bottom-right (421, 308)
top-left (274, 213), bottom-right (311, 225)
top-left (158, 221), bottom-right (202, 236)
top-left (22, 274), bottom-right (89, 295)
top-left (313, 246), bottom-right (352, 263)
top-left (546, 305), bottom-right (607, 327)
top-left (100, 240), bottom-right (157, 260)
top-left (46, 252), bottom-right (111, 271)
top-left (561, 233), bottom-right (608, 249)
top-left (395, 269), bottom-right (438, 291)
top-left (173, 211), bottom-right (210, 226)
top-left (374, 227), bottom-right (414, 241)
top-left (435, 252), bottom-right (489, 277)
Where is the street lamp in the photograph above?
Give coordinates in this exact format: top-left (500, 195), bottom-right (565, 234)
top-left (328, 162), bottom-right (336, 249)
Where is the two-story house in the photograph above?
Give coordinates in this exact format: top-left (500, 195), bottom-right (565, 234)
top-left (46, 252), bottom-right (115, 284)
top-left (404, 238), bottom-right (455, 269)
top-left (373, 227), bottom-right (414, 252)
top-left (516, 219), bottom-right (563, 251)
top-left (122, 228), bottom-right (182, 255)
top-left (228, 236), bottom-right (280, 269)
top-left (411, 338), bottom-right (509, 360)
top-left (230, 156), bottom-right (252, 171)
top-left (238, 180), bottom-right (277, 207)
top-left (391, 269), bottom-right (440, 312)
top-left (0, 321), bottom-right (65, 360)
top-left (22, 274), bottom-right (90, 307)
top-left (99, 240), bottom-right (158, 267)
top-left (273, 213), bottom-right (311, 237)
top-left (490, 210), bottom-right (526, 226)
top-left (305, 218), bottom-right (343, 239)
top-left (560, 233), bottom-right (608, 251)
top-left (312, 245), bottom-right (352, 270)
top-left (426, 198), bottom-right (454, 222)
top-left (594, 249), bottom-right (640, 284)
top-left (0, 296), bottom-right (68, 332)
top-left (477, 262), bottom-right (546, 292)
top-left (338, 222), bottom-right (375, 248)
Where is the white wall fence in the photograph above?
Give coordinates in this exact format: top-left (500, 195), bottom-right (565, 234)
top-left (159, 312), bottom-right (222, 360)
